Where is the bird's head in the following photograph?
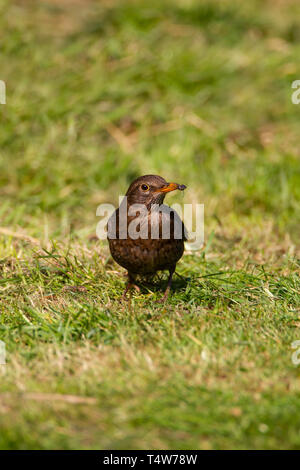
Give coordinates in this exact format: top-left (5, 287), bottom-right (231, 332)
top-left (125, 175), bottom-right (186, 207)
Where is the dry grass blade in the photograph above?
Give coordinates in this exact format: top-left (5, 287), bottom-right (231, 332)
top-left (0, 392), bottom-right (97, 405)
top-left (0, 227), bottom-right (39, 245)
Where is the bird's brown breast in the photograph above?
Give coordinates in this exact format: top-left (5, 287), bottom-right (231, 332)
top-left (109, 236), bottom-right (184, 274)
top-left (108, 206), bottom-right (185, 274)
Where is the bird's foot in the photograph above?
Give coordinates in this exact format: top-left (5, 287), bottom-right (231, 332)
top-left (121, 283), bottom-right (140, 301)
top-left (155, 288), bottom-right (171, 304)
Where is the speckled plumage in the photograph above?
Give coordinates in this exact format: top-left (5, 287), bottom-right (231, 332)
top-left (107, 175), bottom-right (187, 301)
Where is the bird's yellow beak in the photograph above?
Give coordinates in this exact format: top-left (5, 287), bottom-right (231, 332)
top-left (156, 182), bottom-right (186, 193)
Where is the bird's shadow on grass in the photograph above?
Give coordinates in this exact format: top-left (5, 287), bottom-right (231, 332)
top-left (134, 272), bottom-right (189, 297)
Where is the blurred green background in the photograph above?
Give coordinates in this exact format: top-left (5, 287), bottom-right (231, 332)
top-left (0, 0), bottom-right (299, 450)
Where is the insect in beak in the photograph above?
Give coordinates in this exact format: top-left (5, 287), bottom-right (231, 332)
top-left (156, 183), bottom-right (186, 193)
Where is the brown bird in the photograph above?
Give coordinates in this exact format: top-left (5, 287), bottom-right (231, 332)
top-left (107, 175), bottom-right (187, 301)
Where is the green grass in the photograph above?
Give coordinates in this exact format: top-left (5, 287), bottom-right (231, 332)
top-left (0, 0), bottom-right (300, 449)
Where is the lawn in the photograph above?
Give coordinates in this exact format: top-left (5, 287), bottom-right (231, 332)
top-left (0, 0), bottom-right (300, 449)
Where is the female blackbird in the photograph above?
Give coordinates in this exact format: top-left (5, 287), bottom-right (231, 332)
top-left (107, 175), bottom-right (187, 301)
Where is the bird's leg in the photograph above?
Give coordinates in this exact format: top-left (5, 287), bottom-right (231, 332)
top-left (121, 281), bottom-right (132, 301)
top-left (157, 266), bottom-right (175, 303)
top-left (122, 272), bottom-right (140, 300)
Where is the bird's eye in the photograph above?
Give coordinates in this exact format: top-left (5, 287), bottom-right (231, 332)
top-left (141, 184), bottom-right (150, 191)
